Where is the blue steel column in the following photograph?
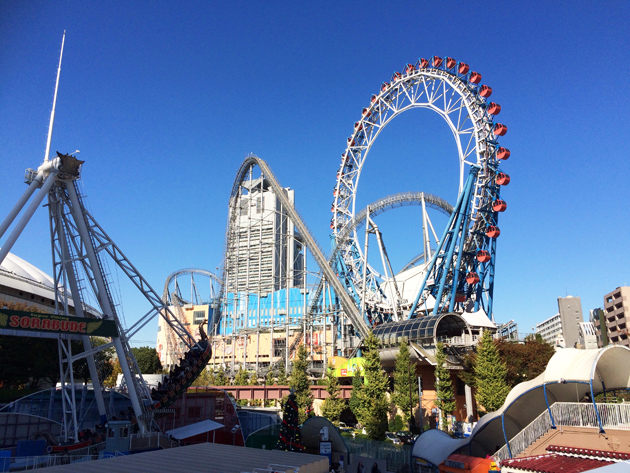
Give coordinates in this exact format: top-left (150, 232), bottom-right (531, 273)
top-left (447, 170), bottom-right (477, 311)
top-left (543, 383), bottom-right (556, 429)
top-left (432, 168), bottom-right (477, 315)
top-left (590, 379), bottom-right (605, 433)
top-left (501, 413), bottom-right (513, 459)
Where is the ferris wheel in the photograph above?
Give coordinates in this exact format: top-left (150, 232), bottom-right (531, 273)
top-left (331, 56), bottom-right (511, 324)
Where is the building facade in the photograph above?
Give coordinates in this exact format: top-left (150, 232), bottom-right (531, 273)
top-left (601, 286), bottom-right (630, 347)
top-left (536, 296), bottom-right (584, 347)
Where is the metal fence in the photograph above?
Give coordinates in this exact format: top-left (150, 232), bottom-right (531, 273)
top-left (495, 402), bottom-right (630, 461)
top-left (343, 437), bottom-right (411, 471)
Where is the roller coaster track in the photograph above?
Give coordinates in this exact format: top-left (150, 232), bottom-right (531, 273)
top-left (282, 192), bottom-right (453, 363)
top-left (307, 192), bottom-right (453, 322)
top-left (222, 155), bottom-right (369, 339)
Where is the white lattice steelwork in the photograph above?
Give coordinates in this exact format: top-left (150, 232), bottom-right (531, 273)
top-left (331, 57), bottom-right (508, 322)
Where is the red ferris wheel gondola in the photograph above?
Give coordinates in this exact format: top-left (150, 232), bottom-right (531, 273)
top-left (492, 200), bottom-right (507, 212)
top-left (466, 272), bottom-right (480, 285)
top-left (477, 250), bottom-right (491, 263)
top-left (496, 173), bottom-right (511, 186)
top-left (486, 226), bottom-right (501, 238)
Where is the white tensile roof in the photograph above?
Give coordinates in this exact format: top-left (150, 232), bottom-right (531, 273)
top-left (412, 346), bottom-right (630, 465)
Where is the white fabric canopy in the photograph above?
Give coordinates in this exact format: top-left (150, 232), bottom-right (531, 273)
top-left (411, 346), bottom-right (630, 464)
top-left (166, 419), bottom-right (224, 440)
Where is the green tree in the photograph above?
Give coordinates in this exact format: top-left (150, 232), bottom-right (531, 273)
top-left (290, 344), bottom-right (313, 424)
top-left (191, 366), bottom-right (215, 387)
top-left (264, 369), bottom-right (275, 407)
top-left (131, 346), bottom-right (163, 374)
top-left (73, 337), bottom-right (115, 385)
top-left (349, 369), bottom-right (365, 422)
top-left (391, 338), bottom-right (419, 429)
top-left (321, 364), bottom-right (346, 424)
top-left (359, 331), bottom-right (390, 440)
top-left (234, 365), bottom-right (250, 386)
top-left (434, 342), bottom-right (456, 430)
top-left (214, 366), bottom-right (229, 386)
top-left (475, 330), bottom-right (510, 413)
top-left (104, 358), bottom-right (122, 388)
top-left (277, 363), bottom-right (288, 386)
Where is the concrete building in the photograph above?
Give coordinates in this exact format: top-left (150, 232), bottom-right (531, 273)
top-left (536, 313), bottom-right (564, 346)
top-left (536, 296), bottom-right (584, 348)
top-left (156, 303), bottom-right (212, 368)
top-left (558, 296), bottom-right (583, 347)
top-left (602, 286), bottom-right (630, 347)
top-left (224, 178), bottom-right (303, 296)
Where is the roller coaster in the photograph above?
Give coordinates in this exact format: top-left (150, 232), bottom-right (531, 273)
top-left (0, 46), bottom-right (509, 442)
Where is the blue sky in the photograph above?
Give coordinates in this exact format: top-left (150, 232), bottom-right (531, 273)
top-left (1, 1), bottom-right (629, 345)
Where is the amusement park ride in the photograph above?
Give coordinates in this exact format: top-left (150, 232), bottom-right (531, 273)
top-left (0, 33), bottom-right (509, 444)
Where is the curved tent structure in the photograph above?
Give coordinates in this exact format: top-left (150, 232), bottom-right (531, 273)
top-left (412, 346), bottom-right (630, 465)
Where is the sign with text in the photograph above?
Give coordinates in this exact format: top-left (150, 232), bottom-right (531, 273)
top-left (0, 309), bottom-right (117, 337)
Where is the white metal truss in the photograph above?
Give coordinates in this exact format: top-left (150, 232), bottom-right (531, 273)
top-left (331, 59), bottom-right (502, 319)
top-left (309, 191), bottom-right (453, 320)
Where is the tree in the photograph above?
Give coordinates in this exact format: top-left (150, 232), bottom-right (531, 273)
top-left (349, 369), bottom-right (365, 423)
top-left (104, 358), bottom-right (122, 388)
top-left (234, 365), bottom-right (250, 386)
top-left (264, 369), bottom-right (275, 407)
top-left (290, 344), bottom-right (313, 424)
top-left (276, 391), bottom-right (305, 452)
top-left (358, 331), bottom-right (390, 440)
top-left (321, 364), bottom-right (345, 424)
top-left (474, 330), bottom-right (510, 414)
top-left (191, 366), bottom-right (215, 387)
top-left (277, 362), bottom-right (288, 386)
top-left (391, 338), bottom-right (419, 429)
top-left (72, 337), bottom-right (115, 385)
top-left (214, 366), bottom-right (229, 386)
top-left (131, 346), bottom-right (163, 374)
top-left (434, 342), bottom-right (456, 430)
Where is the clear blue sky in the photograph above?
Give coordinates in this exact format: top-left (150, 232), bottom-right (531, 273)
top-left (1, 1), bottom-right (629, 345)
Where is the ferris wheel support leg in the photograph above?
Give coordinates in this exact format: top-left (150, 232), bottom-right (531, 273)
top-left (65, 183), bottom-right (147, 431)
top-left (0, 171), bottom-right (58, 266)
top-left (447, 190), bottom-right (474, 312)
top-left (0, 177), bottom-right (41, 240)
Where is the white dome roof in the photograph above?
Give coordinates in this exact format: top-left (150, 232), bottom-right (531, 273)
top-left (0, 251), bottom-right (55, 289)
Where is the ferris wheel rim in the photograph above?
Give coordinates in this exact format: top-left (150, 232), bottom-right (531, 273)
top-left (330, 57), bottom-right (505, 319)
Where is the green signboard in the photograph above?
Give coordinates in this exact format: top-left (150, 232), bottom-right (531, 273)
top-left (0, 309), bottom-right (118, 338)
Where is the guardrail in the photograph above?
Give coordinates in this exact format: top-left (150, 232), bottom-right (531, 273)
top-left (495, 402), bottom-right (630, 461)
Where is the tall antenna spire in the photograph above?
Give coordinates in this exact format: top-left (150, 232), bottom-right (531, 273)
top-left (44, 30), bottom-right (66, 163)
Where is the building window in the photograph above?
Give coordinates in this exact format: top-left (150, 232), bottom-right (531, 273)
top-left (193, 311), bottom-right (205, 325)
